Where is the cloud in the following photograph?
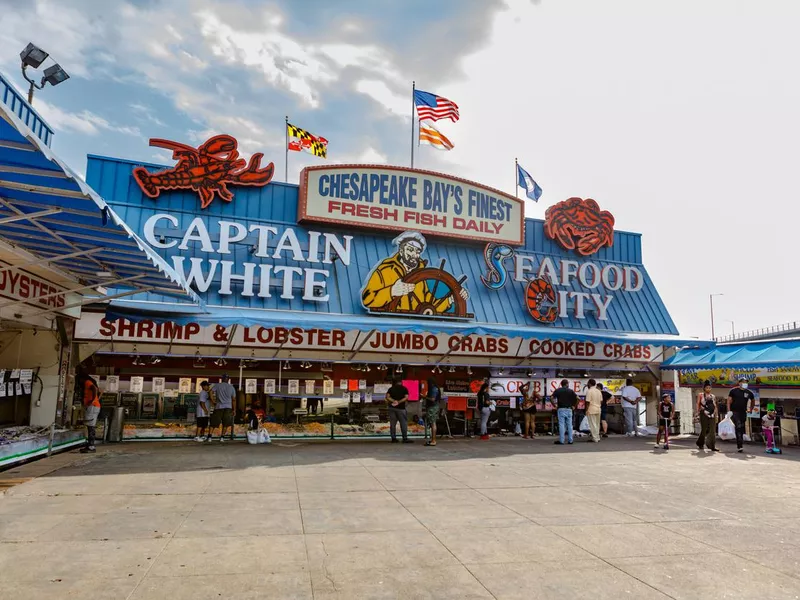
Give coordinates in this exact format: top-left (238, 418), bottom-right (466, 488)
top-left (35, 101), bottom-right (141, 137)
top-left (355, 80), bottom-right (409, 118)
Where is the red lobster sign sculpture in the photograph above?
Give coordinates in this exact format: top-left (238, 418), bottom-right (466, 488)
top-left (133, 134), bottom-right (274, 209)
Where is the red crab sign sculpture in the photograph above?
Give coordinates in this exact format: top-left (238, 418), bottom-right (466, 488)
top-left (544, 197), bottom-right (614, 256)
top-left (132, 135), bottom-right (274, 209)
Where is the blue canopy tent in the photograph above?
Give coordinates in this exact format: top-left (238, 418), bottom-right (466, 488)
top-left (0, 72), bottom-right (201, 317)
top-left (662, 340), bottom-right (800, 370)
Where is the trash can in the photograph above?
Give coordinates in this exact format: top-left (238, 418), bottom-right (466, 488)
top-left (108, 407), bottom-right (126, 442)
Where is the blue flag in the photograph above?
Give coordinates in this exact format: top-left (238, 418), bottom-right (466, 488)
top-left (517, 163), bottom-right (542, 202)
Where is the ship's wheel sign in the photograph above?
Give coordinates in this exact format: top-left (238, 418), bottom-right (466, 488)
top-left (361, 230), bottom-right (473, 319)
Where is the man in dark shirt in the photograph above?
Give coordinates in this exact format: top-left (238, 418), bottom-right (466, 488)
top-left (386, 379), bottom-right (412, 443)
top-left (597, 383), bottom-right (612, 438)
top-left (552, 379), bottom-right (578, 445)
top-left (727, 377), bottom-right (755, 453)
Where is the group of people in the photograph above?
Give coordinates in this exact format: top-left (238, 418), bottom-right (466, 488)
top-left (381, 377), bottom-right (655, 448)
top-left (78, 371), bottom-right (774, 453)
top-left (696, 376), bottom-right (770, 454)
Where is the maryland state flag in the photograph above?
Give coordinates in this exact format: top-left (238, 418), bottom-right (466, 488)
top-left (287, 123), bottom-right (328, 158)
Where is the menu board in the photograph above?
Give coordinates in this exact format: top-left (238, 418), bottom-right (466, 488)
top-left (140, 393), bottom-right (159, 418)
top-left (264, 379), bottom-right (276, 394)
top-left (245, 379), bottom-right (258, 394)
top-left (162, 395), bottom-right (178, 419)
top-left (99, 392), bottom-right (118, 407)
top-left (120, 392), bottom-right (139, 414)
top-left (182, 393), bottom-right (199, 418)
top-left (152, 377), bottom-right (165, 393)
top-left (288, 379), bottom-right (300, 395)
top-left (105, 375), bottom-right (119, 392)
top-left (178, 378), bottom-right (193, 393)
top-left (305, 380), bottom-right (316, 395)
top-left (373, 382), bottom-right (391, 395)
top-left (445, 379), bottom-right (471, 393)
top-left (323, 379), bottom-right (334, 395)
top-left (130, 376), bottom-right (144, 393)
top-left (340, 379), bottom-right (348, 391)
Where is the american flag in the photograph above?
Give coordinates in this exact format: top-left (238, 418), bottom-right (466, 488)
top-left (414, 89), bottom-right (459, 122)
top-left (419, 122), bottom-right (454, 151)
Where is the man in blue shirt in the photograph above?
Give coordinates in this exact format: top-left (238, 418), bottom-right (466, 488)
top-left (208, 374), bottom-right (236, 442)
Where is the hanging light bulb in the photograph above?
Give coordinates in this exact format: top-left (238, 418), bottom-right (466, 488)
top-left (214, 358), bottom-right (227, 367)
top-left (498, 367), bottom-right (505, 376)
top-left (283, 361), bottom-right (291, 370)
top-left (526, 370), bottom-right (533, 378)
top-left (448, 365), bottom-right (456, 373)
top-left (378, 364), bottom-right (388, 371)
top-left (365, 364), bottom-right (371, 372)
top-left (396, 364), bottom-right (403, 374)
top-left (150, 356), bottom-right (161, 365)
top-left (467, 366), bottom-right (473, 375)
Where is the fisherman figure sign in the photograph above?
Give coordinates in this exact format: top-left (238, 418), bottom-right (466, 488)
top-left (361, 231), bottom-right (472, 318)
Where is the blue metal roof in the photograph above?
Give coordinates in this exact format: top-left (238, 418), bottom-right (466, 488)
top-left (662, 340), bottom-right (800, 369)
top-left (0, 72), bottom-right (201, 306)
top-left (86, 153), bottom-right (680, 339)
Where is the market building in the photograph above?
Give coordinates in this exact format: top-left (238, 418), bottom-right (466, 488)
top-left (63, 129), bottom-right (703, 440)
top-left (1, 70), bottom-right (706, 445)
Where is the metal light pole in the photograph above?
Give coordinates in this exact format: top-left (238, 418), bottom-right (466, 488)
top-left (725, 320), bottom-right (735, 336)
top-left (709, 293), bottom-right (723, 340)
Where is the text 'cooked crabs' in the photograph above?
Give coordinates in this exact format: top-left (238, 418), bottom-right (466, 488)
top-left (544, 197), bottom-right (615, 256)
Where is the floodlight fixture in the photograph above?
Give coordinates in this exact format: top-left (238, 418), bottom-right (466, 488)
top-left (20, 42), bottom-right (48, 68)
top-left (19, 42), bottom-right (70, 103)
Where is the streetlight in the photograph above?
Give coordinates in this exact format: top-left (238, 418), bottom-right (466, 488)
top-left (709, 293), bottom-right (724, 340)
top-left (725, 320), bottom-right (735, 337)
top-left (19, 42), bottom-right (69, 104)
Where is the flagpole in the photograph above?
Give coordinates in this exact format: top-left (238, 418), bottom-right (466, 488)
top-left (285, 115), bottom-right (289, 182)
top-left (515, 157), bottom-right (519, 198)
top-left (410, 81), bottom-right (415, 169)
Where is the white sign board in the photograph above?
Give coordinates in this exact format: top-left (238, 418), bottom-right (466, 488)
top-left (245, 379), bottom-right (258, 394)
top-left (298, 165), bottom-right (525, 245)
top-left (323, 379), bottom-right (334, 395)
top-left (179, 378), bottom-right (192, 393)
top-left (105, 375), bottom-right (119, 393)
top-left (130, 376), bottom-right (144, 393)
top-left (305, 380), bottom-right (316, 395)
top-left (264, 379), bottom-right (276, 394)
top-left (74, 314), bottom-right (660, 363)
top-left (152, 377), bottom-right (165, 393)
top-left (288, 379), bottom-right (300, 395)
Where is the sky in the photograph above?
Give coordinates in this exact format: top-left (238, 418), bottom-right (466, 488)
top-left (0, 0), bottom-right (797, 341)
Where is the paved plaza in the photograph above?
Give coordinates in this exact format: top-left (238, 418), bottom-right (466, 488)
top-left (1, 436), bottom-right (799, 599)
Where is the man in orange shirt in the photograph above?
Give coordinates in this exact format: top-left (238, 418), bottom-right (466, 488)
top-left (79, 372), bottom-right (101, 454)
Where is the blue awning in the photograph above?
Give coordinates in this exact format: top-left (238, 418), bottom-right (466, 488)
top-left (662, 340), bottom-right (800, 370)
top-left (104, 301), bottom-right (713, 348)
top-left (0, 73), bottom-right (201, 307)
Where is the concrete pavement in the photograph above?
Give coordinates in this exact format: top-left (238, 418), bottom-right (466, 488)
top-left (1, 436), bottom-right (799, 599)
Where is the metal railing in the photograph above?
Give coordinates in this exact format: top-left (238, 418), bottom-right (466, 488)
top-left (0, 71), bottom-right (53, 146)
top-left (715, 321), bottom-right (799, 343)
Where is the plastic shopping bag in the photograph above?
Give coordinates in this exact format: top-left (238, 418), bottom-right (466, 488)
top-left (247, 430), bottom-right (259, 445)
top-left (579, 416), bottom-right (590, 432)
top-left (718, 416), bottom-right (736, 441)
top-left (258, 428), bottom-right (271, 444)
